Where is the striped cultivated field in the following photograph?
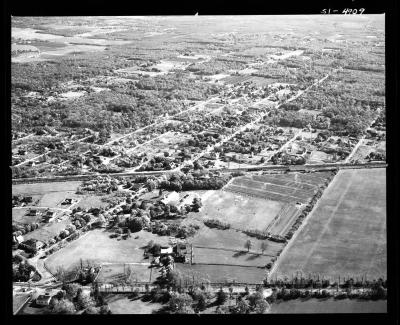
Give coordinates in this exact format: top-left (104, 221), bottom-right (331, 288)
top-left (224, 171), bottom-right (332, 204)
top-left (272, 168), bottom-right (386, 280)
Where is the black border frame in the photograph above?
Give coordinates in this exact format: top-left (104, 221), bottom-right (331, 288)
top-left (2, 0), bottom-right (398, 324)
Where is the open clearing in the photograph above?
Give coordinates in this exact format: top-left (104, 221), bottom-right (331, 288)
top-left (193, 247), bottom-right (272, 267)
top-left (12, 181), bottom-right (81, 196)
top-left (23, 218), bottom-right (70, 243)
top-left (269, 298), bottom-right (387, 313)
top-left (105, 294), bottom-right (163, 314)
top-left (176, 263), bottom-right (267, 283)
top-left (13, 208), bottom-right (45, 224)
top-left (272, 168), bottom-right (386, 280)
top-left (96, 263), bottom-right (152, 284)
top-left (188, 190), bottom-right (284, 231)
top-left (44, 229), bottom-right (170, 273)
top-left (190, 226), bottom-right (285, 254)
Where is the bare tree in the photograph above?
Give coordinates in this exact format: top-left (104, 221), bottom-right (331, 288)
top-left (244, 240), bottom-right (252, 252)
top-left (55, 266), bottom-right (67, 283)
top-left (260, 241), bottom-right (268, 254)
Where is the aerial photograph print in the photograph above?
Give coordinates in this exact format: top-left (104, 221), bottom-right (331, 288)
top-left (10, 13), bottom-right (388, 315)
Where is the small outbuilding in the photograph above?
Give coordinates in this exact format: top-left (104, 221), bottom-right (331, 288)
top-left (36, 294), bottom-right (51, 306)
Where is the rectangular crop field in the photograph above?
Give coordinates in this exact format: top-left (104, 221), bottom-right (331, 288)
top-left (175, 264), bottom-right (267, 283)
top-left (190, 226), bottom-right (285, 256)
top-left (193, 247), bottom-right (273, 267)
top-left (96, 263), bottom-right (152, 284)
top-left (12, 181), bottom-right (81, 196)
top-left (269, 299), bottom-right (387, 314)
top-left (188, 190), bottom-right (284, 231)
top-left (272, 168), bottom-right (386, 280)
top-left (225, 172), bottom-right (331, 204)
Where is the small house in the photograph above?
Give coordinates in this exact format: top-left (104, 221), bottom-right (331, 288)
top-left (61, 198), bottom-right (73, 205)
top-left (36, 294), bottom-right (52, 306)
top-left (46, 210), bottom-right (55, 218)
top-left (161, 191), bottom-right (180, 206)
top-left (160, 246), bottom-right (173, 256)
top-left (20, 239), bottom-right (44, 252)
top-left (26, 209), bottom-right (39, 217)
top-left (14, 235), bottom-right (24, 244)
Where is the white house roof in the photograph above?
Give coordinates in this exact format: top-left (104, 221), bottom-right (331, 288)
top-left (161, 191), bottom-right (180, 205)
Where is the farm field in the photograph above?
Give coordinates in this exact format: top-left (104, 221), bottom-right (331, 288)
top-left (176, 263), bottom-right (267, 283)
top-left (44, 229), bottom-right (170, 273)
top-left (272, 168), bottom-right (386, 280)
top-left (269, 298), bottom-right (387, 313)
top-left (74, 194), bottom-right (111, 210)
top-left (37, 192), bottom-right (80, 208)
top-left (266, 203), bottom-right (300, 236)
top-left (187, 190), bottom-right (284, 231)
top-left (190, 226), bottom-right (285, 255)
top-left (96, 263), bottom-right (152, 284)
top-left (12, 181), bottom-right (81, 196)
top-left (193, 246), bottom-right (273, 267)
top-left (225, 172), bottom-right (331, 204)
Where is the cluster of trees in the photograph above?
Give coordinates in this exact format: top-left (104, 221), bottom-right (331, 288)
top-left (135, 73), bottom-right (220, 101)
top-left (12, 222), bottom-right (40, 239)
top-left (266, 109), bottom-right (330, 130)
top-left (12, 195), bottom-right (34, 207)
top-left (12, 255), bottom-right (37, 282)
top-left (78, 176), bottom-right (119, 194)
top-left (203, 218), bottom-right (231, 230)
top-left (242, 229), bottom-right (287, 243)
top-left (151, 221), bottom-right (199, 239)
top-left (156, 172), bottom-right (232, 192)
top-left (48, 283), bottom-right (111, 314)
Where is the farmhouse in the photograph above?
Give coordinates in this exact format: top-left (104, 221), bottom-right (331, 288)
top-left (161, 191), bottom-right (180, 206)
top-left (36, 294), bottom-right (51, 306)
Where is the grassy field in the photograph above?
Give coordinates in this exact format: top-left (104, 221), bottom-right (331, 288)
top-left (96, 263), bottom-right (152, 284)
top-left (190, 227), bottom-right (285, 257)
top-left (188, 190), bottom-right (284, 231)
top-left (38, 192), bottom-right (80, 208)
top-left (105, 294), bottom-right (163, 314)
top-left (12, 181), bottom-right (81, 195)
top-left (12, 208), bottom-right (43, 224)
top-left (272, 168), bottom-right (386, 280)
top-left (13, 293), bottom-right (31, 314)
top-left (175, 263), bottom-right (267, 283)
top-left (23, 218), bottom-right (70, 242)
top-left (193, 247), bottom-right (272, 267)
top-left (269, 298), bottom-right (387, 313)
top-left (12, 181), bottom-right (82, 211)
top-left (44, 229), bottom-right (170, 272)
top-left (74, 195), bottom-right (110, 210)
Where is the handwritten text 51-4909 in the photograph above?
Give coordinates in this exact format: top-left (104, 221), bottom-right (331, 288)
top-left (321, 8), bottom-right (365, 14)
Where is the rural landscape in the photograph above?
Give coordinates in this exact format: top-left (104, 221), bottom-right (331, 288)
top-left (11, 15), bottom-right (386, 315)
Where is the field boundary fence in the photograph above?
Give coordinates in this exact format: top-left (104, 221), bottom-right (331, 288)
top-left (192, 245), bottom-right (275, 258)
